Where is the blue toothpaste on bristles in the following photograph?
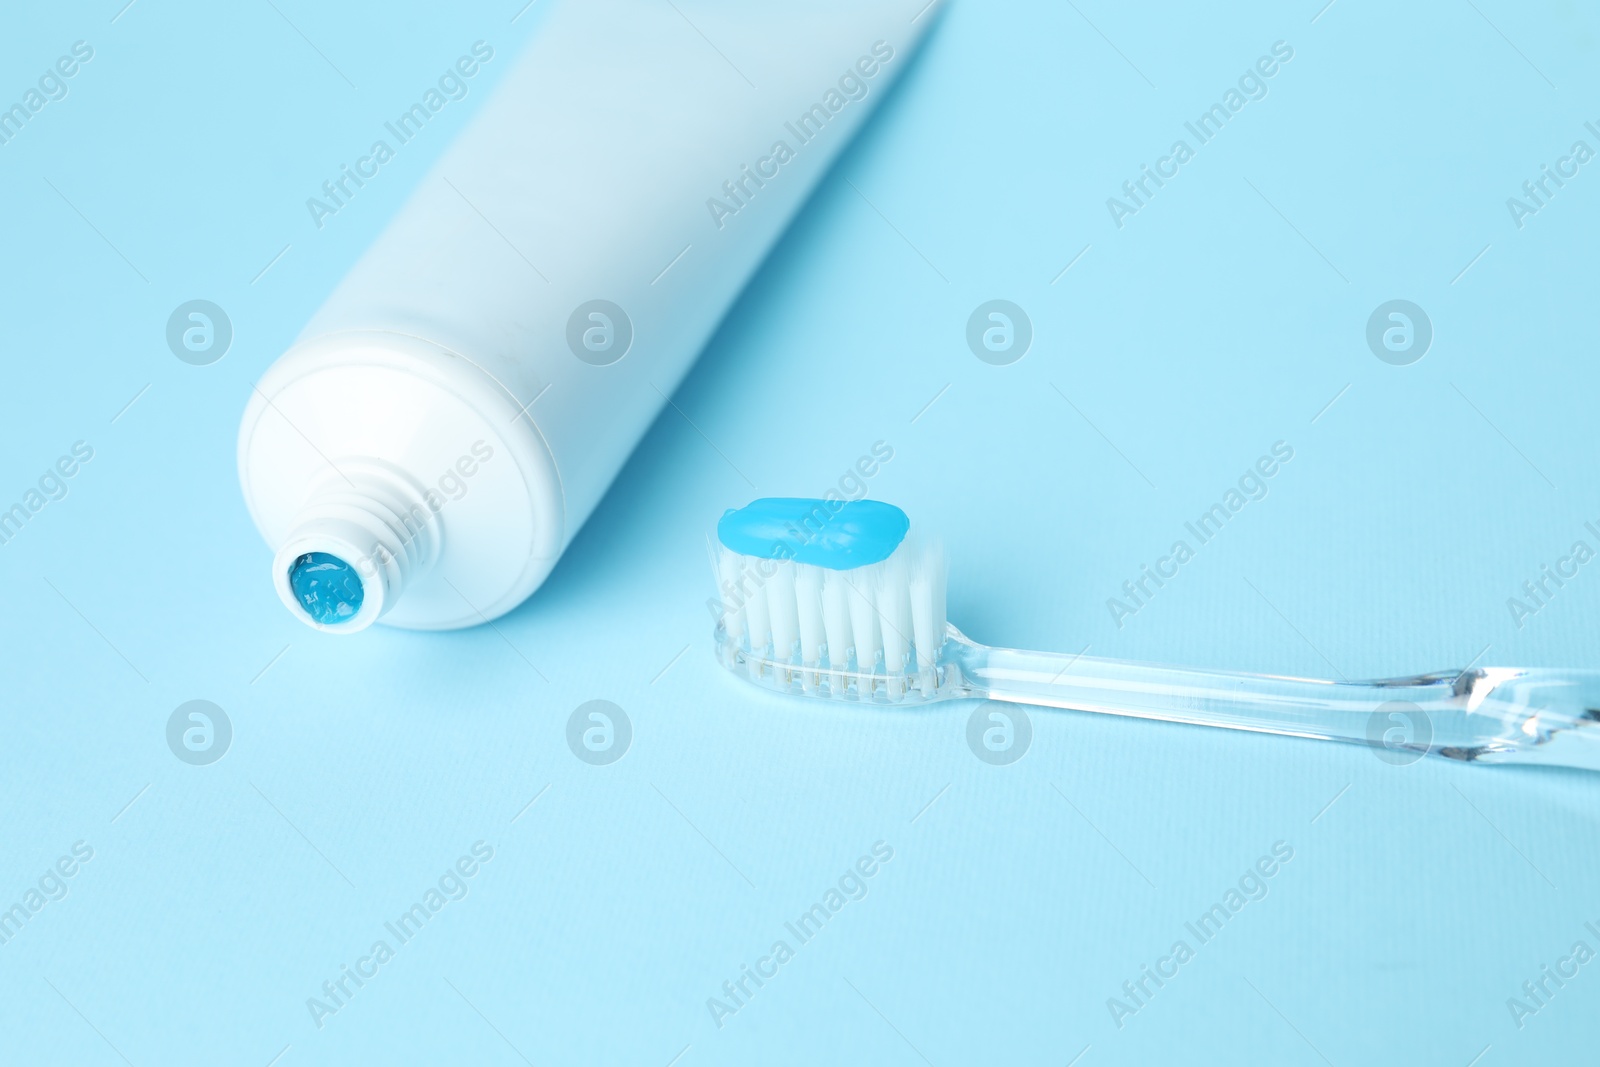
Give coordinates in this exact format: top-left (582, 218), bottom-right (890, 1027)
top-left (712, 498), bottom-right (946, 690)
top-left (715, 497), bottom-right (909, 568)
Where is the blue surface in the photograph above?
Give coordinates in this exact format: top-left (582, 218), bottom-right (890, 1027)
top-left (3, 1), bottom-right (1599, 1064)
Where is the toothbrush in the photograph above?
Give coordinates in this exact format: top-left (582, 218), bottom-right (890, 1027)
top-left (710, 498), bottom-right (1600, 772)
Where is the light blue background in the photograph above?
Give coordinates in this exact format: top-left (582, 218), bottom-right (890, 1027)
top-left (3, 0), bottom-right (1598, 1063)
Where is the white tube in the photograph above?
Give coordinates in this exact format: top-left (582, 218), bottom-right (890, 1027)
top-left (238, 0), bottom-right (937, 631)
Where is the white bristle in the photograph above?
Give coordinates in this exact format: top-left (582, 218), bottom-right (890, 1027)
top-left (908, 537), bottom-right (945, 670)
top-left (713, 543), bottom-right (747, 647)
top-left (820, 571), bottom-right (853, 671)
top-left (794, 564), bottom-right (825, 666)
top-left (766, 559), bottom-right (799, 662)
top-left (877, 552), bottom-right (912, 674)
top-left (844, 566), bottom-right (881, 671)
top-left (710, 526), bottom-right (948, 687)
top-left (744, 573), bottom-right (771, 653)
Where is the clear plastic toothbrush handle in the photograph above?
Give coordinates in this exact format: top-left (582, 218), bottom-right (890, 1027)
top-left (945, 628), bottom-right (1600, 771)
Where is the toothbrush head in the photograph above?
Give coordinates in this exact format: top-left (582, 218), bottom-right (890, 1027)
top-left (710, 498), bottom-right (951, 702)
